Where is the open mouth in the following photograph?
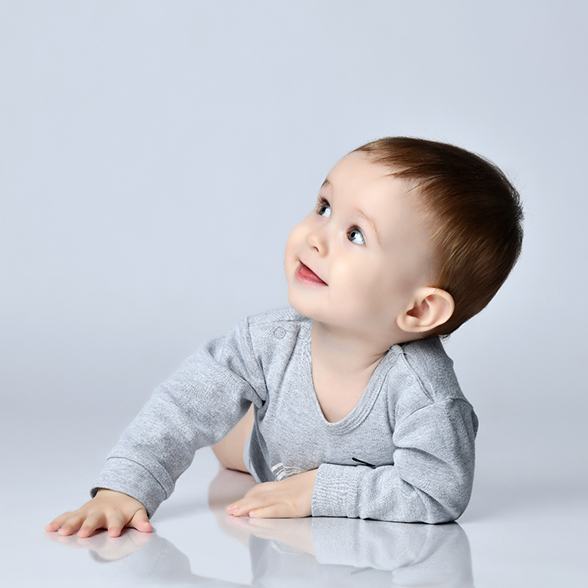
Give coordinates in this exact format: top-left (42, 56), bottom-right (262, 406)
top-left (296, 260), bottom-right (328, 285)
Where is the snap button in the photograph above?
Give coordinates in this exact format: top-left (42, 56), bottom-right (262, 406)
top-left (273, 327), bottom-right (286, 339)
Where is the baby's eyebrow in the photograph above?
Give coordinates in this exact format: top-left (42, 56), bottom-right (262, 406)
top-left (320, 177), bottom-right (382, 246)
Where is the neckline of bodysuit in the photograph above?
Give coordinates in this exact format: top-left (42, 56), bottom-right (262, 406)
top-left (300, 319), bottom-right (403, 435)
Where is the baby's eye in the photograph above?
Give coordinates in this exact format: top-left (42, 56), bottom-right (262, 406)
top-left (347, 227), bottom-right (365, 245)
top-left (315, 198), bottom-right (330, 218)
top-left (314, 197), bottom-right (366, 246)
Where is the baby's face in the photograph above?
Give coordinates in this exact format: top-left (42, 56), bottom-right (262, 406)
top-left (284, 150), bottom-right (438, 339)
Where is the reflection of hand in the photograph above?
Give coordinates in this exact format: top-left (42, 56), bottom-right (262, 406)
top-left (45, 526), bottom-right (153, 561)
top-left (225, 468), bottom-right (319, 518)
top-left (227, 514), bottom-right (316, 556)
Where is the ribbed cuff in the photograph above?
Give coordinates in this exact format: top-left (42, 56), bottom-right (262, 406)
top-left (311, 463), bottom-right (363, 518)
top-left (89, 456), bottom-right (167, 518)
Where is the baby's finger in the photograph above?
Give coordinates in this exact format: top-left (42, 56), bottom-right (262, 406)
top-left (77, 513), bottom-right (106, 538)
top-left (229, 498), bottom-right (269, 517)
top-left (45, 511), bottom-right (72, 532)
top-left (249, 503), bottom-right (285, 518)
top-left (105, 512), bottom-right (127, 537)
top-left (57, 514), bottom-right (85, 535)
top-left (129, 509), bottom-right (153, 533)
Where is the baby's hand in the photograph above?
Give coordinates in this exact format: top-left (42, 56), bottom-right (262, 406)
top-left (44, 488), bottom-right (153, 538)
top-left (226, 468), bottom-right (319, 519)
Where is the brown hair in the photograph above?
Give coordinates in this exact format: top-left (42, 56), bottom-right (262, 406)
top-left (351, 136), bottom-right (524, 340)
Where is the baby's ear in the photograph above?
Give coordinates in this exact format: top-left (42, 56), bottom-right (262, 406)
top-left (397, 287), bottom-right (454, 334)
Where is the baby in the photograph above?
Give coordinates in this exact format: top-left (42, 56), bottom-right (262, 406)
top-left (45, 136), bottom-right (524, 537)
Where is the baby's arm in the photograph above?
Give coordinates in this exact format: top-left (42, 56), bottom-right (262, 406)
top-left (311, 397), bottom-right (479, 524)
top-left (45, 315), bottom-right (267, 536)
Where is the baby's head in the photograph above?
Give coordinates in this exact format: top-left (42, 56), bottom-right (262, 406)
top-left (284, 136), bottom-right (524, 345)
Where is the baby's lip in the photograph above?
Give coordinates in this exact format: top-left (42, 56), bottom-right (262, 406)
top-left (298, 259), bottom-right (328, 285)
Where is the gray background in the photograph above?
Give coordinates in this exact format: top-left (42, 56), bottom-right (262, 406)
top-left (1, 1), bottom-right (586, 585)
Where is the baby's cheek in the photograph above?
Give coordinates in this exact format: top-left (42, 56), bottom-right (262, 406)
top-left (360, 275), bottom-right (403, 315)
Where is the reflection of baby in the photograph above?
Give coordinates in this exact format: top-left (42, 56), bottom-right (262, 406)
top-left (46, 136), bottom-right (524, 537)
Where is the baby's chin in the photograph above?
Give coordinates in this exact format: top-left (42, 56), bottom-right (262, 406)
top-left (286, 290), bottom-right (323, 321)
top-left (286, 292), bottom-right (308, 317)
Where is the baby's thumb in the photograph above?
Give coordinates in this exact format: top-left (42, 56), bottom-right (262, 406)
top-left (129, 508), bottom-right (153, 533)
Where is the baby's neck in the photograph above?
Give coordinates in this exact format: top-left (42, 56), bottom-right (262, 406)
top-left (310, 320), bottom-right (392, 379)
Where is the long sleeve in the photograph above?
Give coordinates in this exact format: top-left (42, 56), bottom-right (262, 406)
top-left (311, 398), bottom-right (479, 524)
top-left (89, 315), bottom-right (267, 518)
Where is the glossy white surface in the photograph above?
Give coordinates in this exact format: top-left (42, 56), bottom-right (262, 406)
top-left (2, 429), bottom-right (585, 587)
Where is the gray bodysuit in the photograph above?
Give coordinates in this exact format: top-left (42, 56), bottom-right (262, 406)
top-left (90, 305), bottom-right (479, 523)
